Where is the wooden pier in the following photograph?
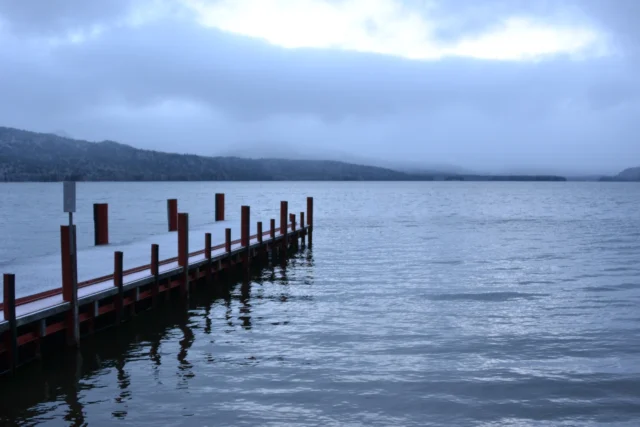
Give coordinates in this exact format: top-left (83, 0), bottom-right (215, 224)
top-left (0, 192), bottom-right (314, 375)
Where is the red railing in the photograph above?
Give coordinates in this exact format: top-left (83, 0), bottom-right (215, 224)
top-left (2, 225), bottom-right (294, 311)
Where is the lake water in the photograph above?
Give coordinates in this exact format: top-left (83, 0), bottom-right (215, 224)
top-left (1, 181), bottom-right (640, 426)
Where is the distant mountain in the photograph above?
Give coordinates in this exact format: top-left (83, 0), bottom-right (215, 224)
top-left (0, 126), bottom-right (568, 182)
top-left (600, 167), bottom-right (640, 182)
top-left (0, 126), bottom-right (419, 182)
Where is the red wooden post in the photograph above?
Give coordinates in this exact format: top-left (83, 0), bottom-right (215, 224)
top-left (307, 197), bottom-right (314, 247)
top-left (151, 244), bottom-right (159, 304)
top-left (205, 233), bottom-right (212, 260)
top-left (93, 203), bottom-right (109, 245)
top-left (215, 193), bottom-right (225, 221)
top-left (241, 206), bottom-right (250, 247)
top-left (3, 274), bottom-right (18, 373)
top-left (61, 225), bottom-right (79, 346)
top-left (61, 225), bottom-right (73, 302)
top-left (280, 201), bottom-right (288, 236)
top-left (257, 222), bottom-right (263, 244)
top-left (178, 213), bottom-right (189, 297)
top-left (225, 228), bottom-right (231, 253)
top-left (114, 251), bottom-right (124, 323)
top-left (300, 212), bottom-right (305, 246)
top-left (290, 213), bottom-right (296, 231)
top-left (270, 219), bottom-right (276, 239)
top-left (307, 197), bottom-right (313, 226)
top-left (167, 199), bottom-right (178, 232)
top-left (178, 213), bottom-right (189, 267)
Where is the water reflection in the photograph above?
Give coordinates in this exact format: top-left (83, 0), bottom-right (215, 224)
top-left (177, 308), bottom-right (195, 388)
top-left (64, 351), bottom-right (86, 426)
top-left (239, 270), bottom-right (252, 330)
top-left (0, 248), bottom-right (315, 425)
top-left (112, 351), bottom-right (130, 420)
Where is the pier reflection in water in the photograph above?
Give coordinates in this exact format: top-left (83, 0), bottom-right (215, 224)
top-left (0, 250), bottom-right (312, 426)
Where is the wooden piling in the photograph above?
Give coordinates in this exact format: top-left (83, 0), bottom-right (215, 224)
top-left (257, 222), bottom-right (263, 244)
top-left (3, 274), bottom-right (18, 373)
top-left (225, 228), bottom-right (231, 253)
top-left (300, 212), bottom-right (305, 245)
top-left (241, 206), bottom-right (250, 247)
top-left (280, 201), bottom-right (288, 236)
top-left (114, 251), bottom-right (124, 323)
top-left (93, 203), bottom-right (109, 245)
top-left (167, 199), bottom-right (178, 232)
top-left (178, 213), bottom-right (189, 298)
top-left (151, 244), bottom-right (159, 305)
top-left (215, 193), bottom-right (225, 221)
top-left (270, 219), bottom-right (276, 239)
top-left (205, 233), bottom-right (212, 285)
top-left (307, 197), bottom-right (314, 247)
top-left (61, 225), bottom-right (79, 347)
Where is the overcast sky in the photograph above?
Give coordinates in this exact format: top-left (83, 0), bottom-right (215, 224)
top-left (0, 0), bottom-right (638, 175)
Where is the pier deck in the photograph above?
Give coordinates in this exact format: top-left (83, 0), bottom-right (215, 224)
top-left (0, 193), bottom-right (313, 375)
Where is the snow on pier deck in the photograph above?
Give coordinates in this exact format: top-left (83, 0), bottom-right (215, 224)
top-left (1, 219), bottom-right (275, 323)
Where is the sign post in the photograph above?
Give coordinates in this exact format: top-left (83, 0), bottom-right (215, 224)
top-left (63, 181), bottom-right (79, 346)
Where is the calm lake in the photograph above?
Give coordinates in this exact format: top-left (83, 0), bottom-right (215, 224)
top-left (1, 181), bottom-right (639, 426)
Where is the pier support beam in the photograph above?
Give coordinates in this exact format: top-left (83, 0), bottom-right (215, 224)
top-left (93, 203), bottom-right (109, 245)
top-left (61, 225), bottom-right (79, 347)
top-left (3, 274), bottom-right (18, 374)
top-left (178, 213), bottom-right (189, 298)
top-left (300, 212), bottom-right (305, 246)
top-left (257, 222), bottom-right (263, 244)
top-left (215, 193), bottom-right (225, 221)
top-left (307, 197), bottom-right (314, 247)
top-left (167, 199), bottom-right (178, 232)
top-left (270, 219), bottom-right (276, 239)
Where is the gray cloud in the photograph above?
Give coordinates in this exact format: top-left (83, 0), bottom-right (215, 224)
top-left (0, 0), bottom-right (639, 175)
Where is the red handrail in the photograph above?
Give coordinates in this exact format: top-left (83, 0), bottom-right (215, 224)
top-left (1, 225), bottom-right (290, 311)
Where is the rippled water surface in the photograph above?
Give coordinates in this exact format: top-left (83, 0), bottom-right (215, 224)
top-left (1, 181), bottom-right (640, 426)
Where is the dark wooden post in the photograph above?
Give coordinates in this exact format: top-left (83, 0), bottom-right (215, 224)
top-left (205, 233), bottom-right (212, 285)
top-left (178, 213), bottom-right (189, 298)
top-left (167, 199), bottom-right (178, 232)
top-left (93, 203), bottom-right (109, 245)
top-left (257, 222), bottom-right (263, 244)
top-left (241, 206), bottom-right (250, 248)
top-left (307, 197), bottom-right (314, 247)
top-left (280, 201), bottom-right (288, 236)
top-left (3, 274), bottom-right (18, 373)
top-left (300, 212), bottom-right (305, 246)
top-left (114, 251), bottom-right (124, 323)
top-left (225, 228), bottom-right (231, 253)
top-left (270, 219), bottom-right (276, 239)
top-left (215, 193), bottom-right (225, 221)
top-left (61, 225), bottom-right (79, 347)
top-left (151, 244), bottom-right (159, 305)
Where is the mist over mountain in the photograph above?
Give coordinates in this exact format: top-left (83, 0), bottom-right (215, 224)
top-left (217, 142), bottom-right (475, 175)
top-left (0, 126), bottom-right (569, 182)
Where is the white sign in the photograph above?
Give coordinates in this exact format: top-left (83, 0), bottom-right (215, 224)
top-left (63, 181), bottom-right (76, 213)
